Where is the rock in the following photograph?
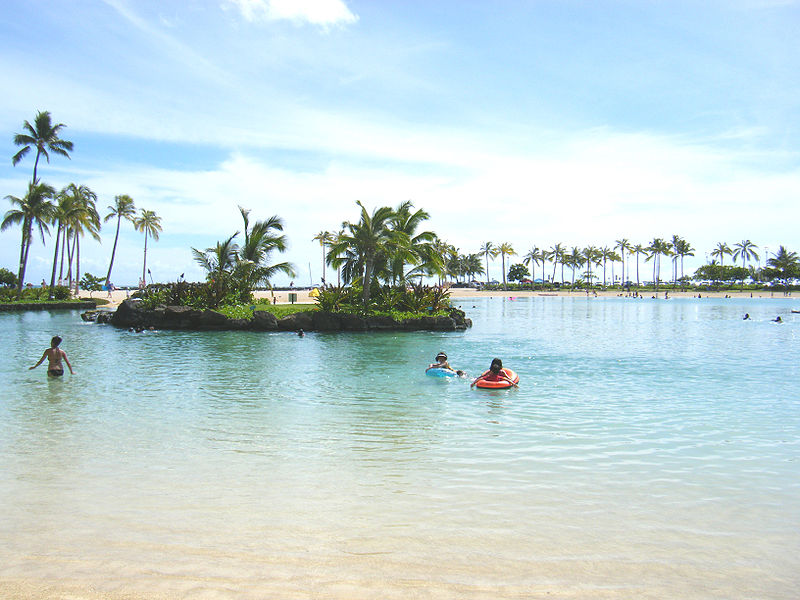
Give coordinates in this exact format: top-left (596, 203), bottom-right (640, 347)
top-left (103, 301), bottom-right (471, 333)
top-left (277, 311), bottom-right (314, 331)
top-left (252, 310), bottom-right (279, 330)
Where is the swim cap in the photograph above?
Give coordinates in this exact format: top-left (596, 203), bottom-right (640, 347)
top-left (436, 352), bottom-right (447, 360)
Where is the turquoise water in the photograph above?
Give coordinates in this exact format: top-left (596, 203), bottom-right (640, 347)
top-left (1, 296), bottom-right (798, 599)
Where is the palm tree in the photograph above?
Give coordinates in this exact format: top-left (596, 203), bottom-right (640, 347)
top-left (615, 239), bottom-right (632, 288)
top-left (48, 190), bottom-right (77, 293)
top-left (497, 242), bottom-right (516, 290)
top-left (389, 200), bottom-right (436, 284)
top-left (12, 111), bottom-right (73, 185)
top-left (312, 230), bottom-right (332, 285)
top-left (633, 243), bottom-right (646, 287)
top-left (766, 246), bottom-right (798, 286)
top-left (327, 201), bottom-right (395, 305)
top-left (238, 208), bottom-right (295, 286)
top-left (582, 246), bottom-right (599, 288)
top-left (542, 243), bottom-right (565, 283)
top-left (568, 248), bottom-right (585, 290)
top-left (646, 238), bottom-right (671, 291)
top-left (674, 238), bottom-right (695, 289)
top-left (60, 184), bottom-right (100, 293)
top-left (479, 242), bottom-right (498, 285)
top-left (732, 240), bottom-right (759, 271)
top-left (2, 181), bottom-right (56, 296)
top-left (523, 246), bottom-right (543, 290)
top-left (104, 194), bottom-right (136, 284)
top-left (134, 209), bottom-right (162, 285)
top-left (192, 233), bottom-right (239, 306)
top-left (710, 242), bottom-right (732, 266)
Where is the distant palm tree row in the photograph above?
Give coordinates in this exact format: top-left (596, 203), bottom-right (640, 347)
top-left (462, 236), bottom-right (794, 291)
top-left (2, 111), bottom-right (162, 297)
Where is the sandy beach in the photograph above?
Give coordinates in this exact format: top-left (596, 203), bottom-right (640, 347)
top-left (78, 287), bottom-right (790, 309)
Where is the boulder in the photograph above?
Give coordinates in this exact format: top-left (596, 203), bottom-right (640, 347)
top-left (277, 311), bottom-right (315, 331)
top-left (252, 310), bottom-right (279, 330)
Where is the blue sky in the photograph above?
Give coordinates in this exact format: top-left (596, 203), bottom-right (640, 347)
top-left (2, 0), bottom-right (799, 286)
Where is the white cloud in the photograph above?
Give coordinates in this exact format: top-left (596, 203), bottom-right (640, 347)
top-left (225, 0), bottom-right (358, 27)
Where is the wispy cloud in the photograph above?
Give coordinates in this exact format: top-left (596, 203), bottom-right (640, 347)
top-left (224, 0), bottom-right (358, 28)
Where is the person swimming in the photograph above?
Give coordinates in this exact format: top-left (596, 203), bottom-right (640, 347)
top-left (743, 313), bottom-right (751, 320)
top-left (426, 352), bottom-right (464, 376)
top-left (29, 335), bottom-right (73, 377)
top-left (471, 358), bottom-right (517, 388)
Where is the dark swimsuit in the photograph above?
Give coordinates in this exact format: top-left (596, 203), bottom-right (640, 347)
top-left (48, 368), bottom-right (64, 377)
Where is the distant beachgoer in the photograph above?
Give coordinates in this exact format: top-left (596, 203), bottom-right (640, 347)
top-left (298, 329), bottom-right (305, 337)
top-left (41, 278), bottom-right (47, 288)
top-left (471, 358), bottom-right (517, 388)
top-left (272, 296), bottom-right (277, 305)
top-left (29, 336), bottom-right (73, 377)
top-left (773, 316), bottom-right (783, 323)
top-left (743, 313), bottom-right (751, 320)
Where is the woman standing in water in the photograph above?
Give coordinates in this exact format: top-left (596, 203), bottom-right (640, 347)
top-left (29, 336), bottom-right (74, 377)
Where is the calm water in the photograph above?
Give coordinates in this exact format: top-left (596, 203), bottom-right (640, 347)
top-left (1, 296), bottom-right (798, 599)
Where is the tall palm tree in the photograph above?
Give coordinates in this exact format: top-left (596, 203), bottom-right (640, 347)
top-left (60, 184), bottom-right (100, 292)
top-left (582, 246), bottom-right (599, 288)
top-left (312, 230), bottom-right (332, 285)
top-left (732, 240), bottom-right (759, 271)
top-left (633, 243), bottom-right (646, 287)
top-left (615, 238), bottom-right (632, 288)
top-left (550, 243), bottom-right (565, 285)
top-left (2, 181), bottom-right (56, 296)
top-left (646, 238), bottom-right (671, 291)
top-left (523, 246), bottom-right (543, 290)
top-left (479, 242), bottom-right (498, 285)
top-left (568, 248), bottom-right (585, 290)
top-left (104, 194), bottom-right (136, 284)
top-left (710, 242), bottom-right (731, 266)
top-left (134, 209), bottom-right (162, 285)
top-left (497, 242), bottom-right (516, 290)
top-left (327, 201), bottom-right (395, 305)
top-left (674, 238), bottom-right (695, 289)
top-left (48, 190), bottom-right (76, 293)
top-left (12, 111), bottom-right (73, 185)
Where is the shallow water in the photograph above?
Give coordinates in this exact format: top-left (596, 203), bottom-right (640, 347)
top-left (1, 296), bottom-right (799, 599)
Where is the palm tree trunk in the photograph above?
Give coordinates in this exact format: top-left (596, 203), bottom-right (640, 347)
top-left (59, 229), bottom-right (66, 281)
top-left (636, 255), bottom-right (640, 286)
top-left (75, 235), bottom-right (81, 294)
top-left (501, 254), bottom-right (507, 290)
top-left (49, 222), bottom-right (61, 294)
top-left (363, 254), bottom-right (373, 305)
top-left (66, 230), bottom-right (75, 287)
top-left (106, 216), bottom-right (121, 283)
top-left (16, 220), bottom-right (32, 298)
top-left (142, 232), bottom-right (149, 283)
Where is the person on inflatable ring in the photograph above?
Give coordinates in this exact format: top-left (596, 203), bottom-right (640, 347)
top-left (426, 352), bottom-right (465, 376)
top-left (471, 357), bottom-right (518, 388)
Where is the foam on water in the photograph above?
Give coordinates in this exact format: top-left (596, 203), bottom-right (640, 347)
top-left (1, 297), bottom-right (799, 598)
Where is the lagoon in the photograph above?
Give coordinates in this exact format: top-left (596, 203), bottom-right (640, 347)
top-left (1, 296), bottom-right (799, 599)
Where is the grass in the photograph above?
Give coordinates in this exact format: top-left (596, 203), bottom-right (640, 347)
top-left (216, 303), bottom-right (316, 320)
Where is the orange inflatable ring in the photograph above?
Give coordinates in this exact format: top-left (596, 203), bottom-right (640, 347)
top-left (475, 368), bottom-right (519, 389)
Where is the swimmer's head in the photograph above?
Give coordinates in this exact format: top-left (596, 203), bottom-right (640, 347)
top-left (51, 335), bottom-right (62, 348)
top-left (489, 358), bottom-right (502, 374)
top-left (436, 352), bottom-right (447, 363)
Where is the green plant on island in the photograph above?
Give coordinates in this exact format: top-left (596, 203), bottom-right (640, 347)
top-left (0, 267), bottom-right (18, 287)
top-left (79, 272), bottom-right (105, 297)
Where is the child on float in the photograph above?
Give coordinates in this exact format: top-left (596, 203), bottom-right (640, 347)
top-left (471, 358), bottom-right (517, 388)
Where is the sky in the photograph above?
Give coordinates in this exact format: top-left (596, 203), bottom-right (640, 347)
top-left (1, 0), bottom-right (799, 287)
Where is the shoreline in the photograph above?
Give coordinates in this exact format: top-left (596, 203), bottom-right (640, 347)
top-left (77, 287), bottom-right (793, 310)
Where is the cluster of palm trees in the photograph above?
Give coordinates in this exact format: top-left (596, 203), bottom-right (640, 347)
top-left (315, 201), bottom-right (443, 305)
top-left (192, 206), bottom-right (294, 305)
top-left (471, 237), bottom-right (781, 291)
top-left (2, 111), bottom-right (162, 298)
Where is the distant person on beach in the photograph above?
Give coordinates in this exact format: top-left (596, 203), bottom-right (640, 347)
top-left (471, 358), bottom-right (517, 388)
top-left (29, 336), bottom-right (73, 377)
